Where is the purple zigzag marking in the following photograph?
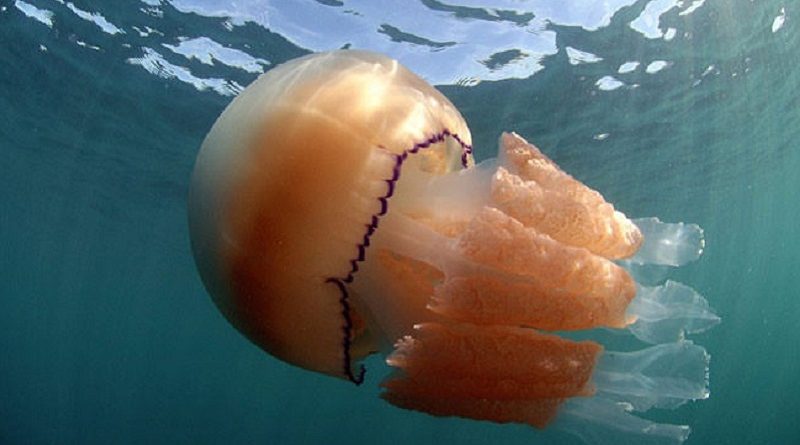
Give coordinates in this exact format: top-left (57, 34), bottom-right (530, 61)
top-left (326, 277), bottom-right (366, 385)
top-left (326, 129), bottom-right (472, 384)
top-left (444, 130), bottom-right (474, 168)
top-left (349, 259), bottom-right (359, 276)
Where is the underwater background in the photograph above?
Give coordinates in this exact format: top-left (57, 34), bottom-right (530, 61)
top-left (1, 0), bottom-right (798, 444)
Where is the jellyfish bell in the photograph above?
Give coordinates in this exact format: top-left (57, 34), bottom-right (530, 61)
top-left (188, 50), bottom-right (471, 378)
top-left (188, 50), bottom-right (718, 444)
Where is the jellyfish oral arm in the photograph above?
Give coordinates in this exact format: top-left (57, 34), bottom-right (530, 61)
top-left (353, 132), bottom-right (642, 335)
top-left (349, 132), bottom-right (715, 442)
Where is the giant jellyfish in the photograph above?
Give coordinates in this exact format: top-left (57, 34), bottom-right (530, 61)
top-left (188, 50), bottom-right (719, 444)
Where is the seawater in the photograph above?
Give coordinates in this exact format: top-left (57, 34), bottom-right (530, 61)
top-left (1, 1), bottom-right (798, 444)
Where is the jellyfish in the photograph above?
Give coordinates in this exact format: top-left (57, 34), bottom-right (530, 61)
top-left (188, 50), bottom-right (719, 444)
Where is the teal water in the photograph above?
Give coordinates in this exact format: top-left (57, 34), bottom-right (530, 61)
top-left (1, 1), bottom-right (798, 444)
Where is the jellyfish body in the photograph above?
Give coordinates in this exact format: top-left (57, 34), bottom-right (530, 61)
top-left (188, 50), bottom-right (718, 444)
